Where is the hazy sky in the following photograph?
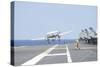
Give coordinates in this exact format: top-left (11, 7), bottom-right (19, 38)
top-left (13, 1), bottom-right (97, 40)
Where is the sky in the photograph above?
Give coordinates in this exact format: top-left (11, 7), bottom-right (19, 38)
top-left (13, 1), bottom-right (97, 40)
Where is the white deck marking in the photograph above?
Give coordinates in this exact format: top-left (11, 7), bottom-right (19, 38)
top-left (80, 47), bottom-right (96, 49)
top-left (47, 53), bottom-right (67, 56)
top-left (66, 45), bottom-right (72, 62)
top-left (21, 45), bottom-right (58, 65)
top-left (54, 48), bottom-right (66, 49)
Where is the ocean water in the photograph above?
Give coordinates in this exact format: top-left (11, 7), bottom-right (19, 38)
top-left (11, 39), bottom-right (75, 47)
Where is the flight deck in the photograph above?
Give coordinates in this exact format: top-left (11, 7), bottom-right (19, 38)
top-left (13, 43), bottom-right (97, 66)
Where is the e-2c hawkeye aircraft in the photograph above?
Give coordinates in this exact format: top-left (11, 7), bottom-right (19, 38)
top-left (32, 30), bottom-right (72, 44)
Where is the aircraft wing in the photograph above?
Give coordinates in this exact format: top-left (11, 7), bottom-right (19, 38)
top-left (59, 31), bottom-right (72, 36)
top-left (31, 31), bottom-right (58, 40)
top-left (46, 31), bottom-right (58, 35)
